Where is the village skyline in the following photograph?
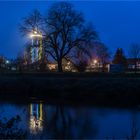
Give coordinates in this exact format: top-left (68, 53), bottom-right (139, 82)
top-left (0, 1), bottom-right (140, 58)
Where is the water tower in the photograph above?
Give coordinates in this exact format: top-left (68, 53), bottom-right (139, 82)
top-left (30, 30), bottom-right (43, 64)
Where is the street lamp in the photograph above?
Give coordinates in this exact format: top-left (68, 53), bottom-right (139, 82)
top-left (93, 59), bottom-right (97, 64)
top-left (6, 60), bottom-right (10, 64)
top-left (30, 31), bottom-right (42, 38)
top-left (93, 59), bottom-right (98, 70)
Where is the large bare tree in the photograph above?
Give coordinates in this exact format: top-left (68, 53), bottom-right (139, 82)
top-left (44, 2), bottom-right (98, 72)
top-left (19, 2), bottom-right (98, 72)
top-left (95, 42), bottom-right (110, 72)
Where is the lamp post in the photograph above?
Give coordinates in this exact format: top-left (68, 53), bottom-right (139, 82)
top-left (93, 59), bottom-right (99, 72)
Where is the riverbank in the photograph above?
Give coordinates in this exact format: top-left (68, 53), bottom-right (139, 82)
top-left (0, 72), bottom-right (140, 107)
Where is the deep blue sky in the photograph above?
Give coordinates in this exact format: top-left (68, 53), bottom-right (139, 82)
top-left (0, 1), bottom-right (140, 58)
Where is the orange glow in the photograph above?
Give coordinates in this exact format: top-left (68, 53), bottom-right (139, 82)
top-left (94, 59), bottom-right (97, 64)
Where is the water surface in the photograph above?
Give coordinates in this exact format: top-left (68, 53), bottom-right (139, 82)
top-left (0, 102), bottom-right (140, 139)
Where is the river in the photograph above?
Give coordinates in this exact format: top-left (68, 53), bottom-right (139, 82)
top-left (0, 101), bottom-right (140, 139)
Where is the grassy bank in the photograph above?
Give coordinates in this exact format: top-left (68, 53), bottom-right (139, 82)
top-left (0, 72), bottom-right (140, 107)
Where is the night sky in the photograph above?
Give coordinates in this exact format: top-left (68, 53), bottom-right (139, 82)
top-left (0, 1), bottom-right (140, 59)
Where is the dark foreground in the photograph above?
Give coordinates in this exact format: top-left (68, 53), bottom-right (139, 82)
top-left (0, 72), bottom-right (140, 107)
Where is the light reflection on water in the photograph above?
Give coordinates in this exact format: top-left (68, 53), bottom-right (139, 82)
top-left (29, 103), bottom-right (43, 134)
top-left (0, 102), bottom-right (140, 139)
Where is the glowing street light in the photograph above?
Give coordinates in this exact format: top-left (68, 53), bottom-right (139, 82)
top-left (34, 31), bottom-right (38, 34)
top-left (6, 60), bottom-right (10, 64)
top-left (93, 59), bottom-right (97, 64)
top-left (30, 32), bottom-right (42, 38)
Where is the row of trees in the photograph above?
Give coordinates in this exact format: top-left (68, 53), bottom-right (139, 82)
top-left (19, 2), bottom-right (110, 72)
top-left (14, 42), bottom-right (140, 72)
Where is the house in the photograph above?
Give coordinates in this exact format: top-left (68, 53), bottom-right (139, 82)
top-left (47, 58), bottom-right (77, 72)
top-left (0, 56), bottom-right (11, 69)
top-left (47, 62), bottom-right (57, 71)
top-left (127, 58), bottom-right (140, 69)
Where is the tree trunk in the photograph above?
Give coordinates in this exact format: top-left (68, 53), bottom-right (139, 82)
top-left (101, 60), bottom-right (105, 72)
top-left (57, 60), bottom-right (63, 72)
top-left (102, 63), bottom-right (105, 72)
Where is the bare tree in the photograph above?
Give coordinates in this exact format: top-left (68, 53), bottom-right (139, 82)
top-left (71, 47), bottom-right (90, 72)
top-left (15, 51), bottom-right (25, 72)
top-left (44, 2), bottom-right (98, 72)
top-left (19, 3), bottom-right (98, 72)
top-left (23, 42), bottom-right (32, 65)
top-left (129, 44), bottom-right (140, 72)
top-left (113, 48), bottom-right (127, 66)
top-left (19, 9), bottom-right (47, 71)
top-left (95, 42), bottom-right (110, 72)
top-left (19, 9), bottom-right (44, 36)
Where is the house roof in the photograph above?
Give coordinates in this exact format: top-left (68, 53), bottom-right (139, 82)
top-left (127, 58), bottom-right (140, 64)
